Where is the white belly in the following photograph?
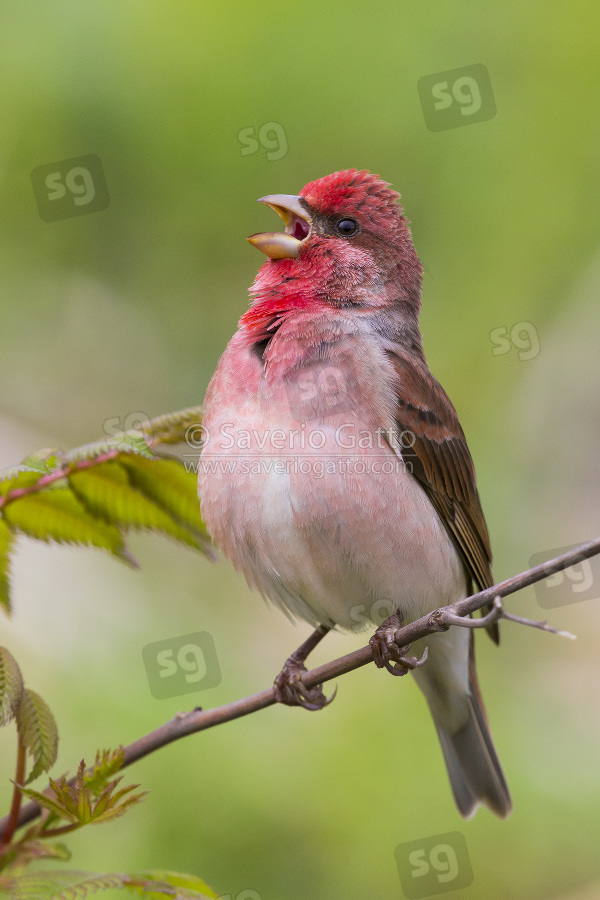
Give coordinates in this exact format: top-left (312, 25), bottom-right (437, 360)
top-left (198, 395), bottom-right (466, 632)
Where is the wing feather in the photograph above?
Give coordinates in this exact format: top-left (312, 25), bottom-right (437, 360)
top-left (388, 349), bottom-right (498, 643)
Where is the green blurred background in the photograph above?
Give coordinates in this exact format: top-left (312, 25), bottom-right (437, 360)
top-left (1, 2), bottom-right (600, 898)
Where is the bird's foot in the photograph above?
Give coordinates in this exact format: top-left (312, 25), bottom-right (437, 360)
top-left (274, 656), bottom-right (335, 711)
top-left (369, 611), bottom-right (428, 677)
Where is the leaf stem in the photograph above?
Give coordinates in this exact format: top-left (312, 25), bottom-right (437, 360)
top-left (0, 737), bottom-right (26, 852)
top-left (0, 450), bottom-right (123, 511)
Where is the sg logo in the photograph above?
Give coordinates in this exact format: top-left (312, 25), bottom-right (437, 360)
top-left (217, 892), bottom-right (262, 900)
top-left (530, 545), bottom-right (600, 609)
top-left (143, 632), bottom-right (221, 699)
top-left (238, 122), bottom-right (288, 161)
top-left (490, 321), bottom-right (541, 360)
top-left (284, 359), bottom-right (358, 422)
top-left (395, 831), bottom-right (473, 898)
top-left (31, 154), bottom-right (110, 222)
top-left (103, 411), bottom-right (152, 448)
top-left (418, 64), bottom-right (496, 132)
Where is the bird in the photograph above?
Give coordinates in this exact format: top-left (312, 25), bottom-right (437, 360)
top-left (197, 169), bottom-right (511, 819)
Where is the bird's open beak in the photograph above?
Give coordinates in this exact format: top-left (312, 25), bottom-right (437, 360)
top-left (247, 194), bottom-right (312, 259)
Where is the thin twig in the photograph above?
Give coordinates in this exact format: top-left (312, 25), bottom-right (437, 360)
top-left (439, 595), bottom-right (576, 639)
top-left (1, 535), bottom-right (598, 839)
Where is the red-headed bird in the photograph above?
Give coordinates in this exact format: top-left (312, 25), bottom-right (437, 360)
top-left (198, 169), bottom-right (511, 819)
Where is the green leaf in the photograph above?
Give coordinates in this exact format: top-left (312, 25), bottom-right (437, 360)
top-left (120, 456), bottom-right (211, 550)
top-left (0, 840), bottom-right (70, 877)
top-left (48, 774), bottom-right (80, 820)
top-left (0, 466), bottom-right (42, 499)
top-left (0, 646), bottom-right (24, 726)
top-left (21, 763), bottom-right (146, 830)
top-left (126, 871), bottom-right (218, 898)
top-left (2, 487), bottom-right (128, 561)
top-left (0, 871), bottom-right (126, 900)
top-left (75, 762), bottom-right (92, 824)
top-left (145, 406), bottom-right (204, 447)
top-left (87, 772), bottom-right (147, 826)
top-left (0, 870), bottom-right (217, 900)
top-left (20, 449), bottom-right (65, 476)
top-left (0, 519), bottom-right (12, 613)
top-left (65, 431), bottom-right (154, 466)
top-left (17, 783), bottom-right (76, 822)
top-left (0, 409), bottom-right (209, 615)
top-left (84, 747), bottom-right (124, 796)
top-left (69, 463), bottom-right (204, 549)
top-left (15, 689), bottom-right (58, 783)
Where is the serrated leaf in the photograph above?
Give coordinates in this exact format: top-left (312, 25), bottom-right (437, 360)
top-left (0, 840), bottom-right (70, 877)
top-left (0, 519), bottom-right (12, 613)
top-left (126, 871), bottom-right (218, 898)
top-left (0, 646), bottom-right (24, 726)
top-left (120, 456), bottom-right (210, 550)
top-left (84, 747), bottom-right (124, 796)
top-left (66, 431), bottom-right (154, 466)
top-left (0, 466), bottom-right (42, 498)
top-left (2, 487), bottom-right (127, 560)
top-left (145, 406), bottom-right (204, 446)
top-left (90, 783), bottom-right (147, 825)
top-left (17, 785), bottom-right (77, 823)
top-left (0, 871), bottom-right (125, 900)
top-left (15, 689), bottom-right (58, 783)
top-left (69, 463), bottom-right (203, 549)
top-left (46, 772), bottom-right (82, 820)
top-left (75, 762), bottom-right (92, 824)
top-left (20, 449), bottom-right (65, 476)
top-left (0, 870), bottom-right (216, 900)
top-left (22, 765), bottom-right (146, 830)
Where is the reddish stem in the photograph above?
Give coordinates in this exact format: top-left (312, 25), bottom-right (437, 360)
top-left (0, 449), bottom-right (125, 511)
top-left (0, 738), bottom-right (26, 852)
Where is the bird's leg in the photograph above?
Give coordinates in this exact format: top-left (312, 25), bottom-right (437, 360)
top-left (274, 625), bottom-right (335, 711)
top-left (369, 610), bottom-right (429, 677)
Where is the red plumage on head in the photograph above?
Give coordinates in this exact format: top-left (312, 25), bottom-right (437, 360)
top-left (299, 169), bottom-right (420, 301)
top-left (242, 169), bottom-right (422, 337)
top-left (300, 169), bottom-right (403, 223)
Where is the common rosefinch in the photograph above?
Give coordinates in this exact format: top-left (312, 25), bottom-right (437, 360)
top-left (198, 169), bottom-right (511, 819)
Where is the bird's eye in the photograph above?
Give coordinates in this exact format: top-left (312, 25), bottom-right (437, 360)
top-left (335, 218), bottom-right (358, 236)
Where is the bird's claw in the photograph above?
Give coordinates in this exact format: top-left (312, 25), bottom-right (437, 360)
top-left (274, 658), bottom-right (336, 711)
top-left (369, 613), bottom-right (428, 677)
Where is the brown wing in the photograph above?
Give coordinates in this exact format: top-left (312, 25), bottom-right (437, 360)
top-left (388, 349), bottom-right (498, 643)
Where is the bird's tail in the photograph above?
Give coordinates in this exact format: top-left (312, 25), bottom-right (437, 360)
top-left (412, 629), bottom-right (511, 819)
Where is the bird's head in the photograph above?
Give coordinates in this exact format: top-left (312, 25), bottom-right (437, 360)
top-left (247, 169), bottom-right (423, 308)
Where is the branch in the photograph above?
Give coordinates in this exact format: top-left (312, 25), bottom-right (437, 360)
top-left (2, 535), bottom-right (598, 838)
top-left (439, 595), bottom-right (575, 638)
